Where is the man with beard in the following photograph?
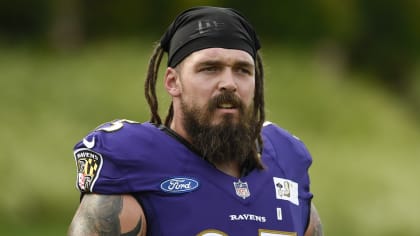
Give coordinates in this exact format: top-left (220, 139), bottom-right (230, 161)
top-left (68, 6), bottom-right (323, 236)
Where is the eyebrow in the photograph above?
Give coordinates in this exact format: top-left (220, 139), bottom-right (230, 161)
top-left (196, 59), bottom-right (255, 68)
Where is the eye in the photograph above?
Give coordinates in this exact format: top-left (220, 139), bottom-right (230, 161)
top-left (199, 65), bottom-right (219, 73)
top-left (203, 66), bottom-right (217, 71)
top-left (236, 67), bottom-right (253, 75)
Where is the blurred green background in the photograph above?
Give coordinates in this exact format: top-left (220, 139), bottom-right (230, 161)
top-left (1, 0), bottom-right (419, 235)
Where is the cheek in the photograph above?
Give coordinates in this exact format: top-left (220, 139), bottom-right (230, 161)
top-left (181, 88), bottom-right (209, 109)
top-left (184, 83), bottom-right (214, 103)
top-left (239, 82), bottom-right (255, 104)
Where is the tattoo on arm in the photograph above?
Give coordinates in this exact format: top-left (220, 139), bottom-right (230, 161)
top-left (305, 203), bottom-right (323, 236)
top-left (68, 194), bottom-right (143, 236)
top-left (121, 218), bottom-right (143, 236)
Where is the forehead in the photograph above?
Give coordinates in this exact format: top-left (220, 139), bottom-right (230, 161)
top-left (181, 48), bottom-right (254, 66)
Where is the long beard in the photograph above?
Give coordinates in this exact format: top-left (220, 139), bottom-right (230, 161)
top-left (181, 92), bottom-right (257, 167)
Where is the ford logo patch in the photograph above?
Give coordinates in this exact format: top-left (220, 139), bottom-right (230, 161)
top-left (160, 177), bottom-right (199, 193)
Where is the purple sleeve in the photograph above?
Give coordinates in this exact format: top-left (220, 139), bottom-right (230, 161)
top-left (72, 121), bottom-right (156, 194)
top-left (262, 122), bottom-right (313, 230)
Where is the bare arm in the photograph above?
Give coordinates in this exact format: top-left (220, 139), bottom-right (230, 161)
top-left (304, 203), bottom-right (323, 236)
top-left (68, 194), bottom-right (147, 236)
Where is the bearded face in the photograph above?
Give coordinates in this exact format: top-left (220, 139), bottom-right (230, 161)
top-left (181, 91), bottom-right (257, 166)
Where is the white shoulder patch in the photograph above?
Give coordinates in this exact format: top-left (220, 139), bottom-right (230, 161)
top-left (74, 148), bottom-right (103, 192)
top-left (273, 177), bottom-right (299, 206)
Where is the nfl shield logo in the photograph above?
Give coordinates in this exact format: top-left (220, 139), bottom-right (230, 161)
top-left (233, 180), bottom-right (251, 199)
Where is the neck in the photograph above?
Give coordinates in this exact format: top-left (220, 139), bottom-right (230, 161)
top-left (214, 161), bottom-right (241, 178)
top-left (169, 121), bottom-right (191, 143)
top-left (168, 117), bottom-right (246, 178)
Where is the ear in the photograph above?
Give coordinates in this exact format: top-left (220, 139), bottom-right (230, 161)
top-left (164, 67), bottom-right (181, 97)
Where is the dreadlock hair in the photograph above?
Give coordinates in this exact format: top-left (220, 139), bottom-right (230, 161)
top-left (243, 52), bottom-right (265, 171)
top-left (144, 43), bottom-right (266, 169)
top-left (253, 53), bottom-right (265, 161)
top-left (144, 43), bottom-right (165, 125)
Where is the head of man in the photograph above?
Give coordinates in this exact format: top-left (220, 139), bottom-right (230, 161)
top-left (144, 6), bottom-right (265, 173)
top-left (166, 47), bottom-right (256, 167)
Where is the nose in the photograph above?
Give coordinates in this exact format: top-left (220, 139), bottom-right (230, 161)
top-left (218, 69), bottom-right (237, 92)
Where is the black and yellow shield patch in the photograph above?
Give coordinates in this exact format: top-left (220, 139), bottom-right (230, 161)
top-left (74, 148), bottom-right (103, 192)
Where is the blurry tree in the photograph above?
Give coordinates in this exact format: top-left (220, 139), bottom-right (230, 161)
top-left (345, 0), bottom-right (420, 117)
top-left (0, 0), bottom-right (50, 43)
top-left (226, 0), bottom-right (329, 45)
top-left (226, 0), bottom-right (420, 114)
top-left (346, 0), bottom-right (420, 93)
top-left (0, 0), bottom-right (419, 112)
top-left (81, 0), bottom-right (154, 38)
top-left (48, 0), bottom-right (84, 50)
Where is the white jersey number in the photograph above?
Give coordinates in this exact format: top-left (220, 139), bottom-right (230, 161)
top-left (197, 229), bottom-right (296, 236)
top-left (97, 119), bottom-right (138, 132)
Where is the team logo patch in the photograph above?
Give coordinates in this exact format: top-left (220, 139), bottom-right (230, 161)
top-left (160, 177), bottom-right (200, 193)
top-left (273, 177), bottom-right (299, 205)
top-left (233, 179), bottom-right (251, 199)
top-left (74, 148), bottom-right (103, 192)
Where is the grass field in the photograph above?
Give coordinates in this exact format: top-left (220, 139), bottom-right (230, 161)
top-left (0, 39), bottom-right (419, 235)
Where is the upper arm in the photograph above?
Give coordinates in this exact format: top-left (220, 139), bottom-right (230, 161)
top-left (68, 194), bottom-right (147, 236)
top-left (304, 203), bottom-right (323, 236)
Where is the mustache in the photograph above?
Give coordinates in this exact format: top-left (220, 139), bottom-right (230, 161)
top-left (207, 92), bottom-right (245, 112)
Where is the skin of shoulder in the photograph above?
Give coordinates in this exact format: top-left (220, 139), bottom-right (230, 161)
top-left (304, 203), bottom-right (324, 236)
top-left (68, 193), bottom-right (147, 236)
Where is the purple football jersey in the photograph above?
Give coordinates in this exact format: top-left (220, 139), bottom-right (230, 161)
top-left (73, 119), bottom-right (313, 236)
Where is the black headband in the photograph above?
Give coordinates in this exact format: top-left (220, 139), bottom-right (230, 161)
top-left (160, 6), bottom-right (261, 67)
